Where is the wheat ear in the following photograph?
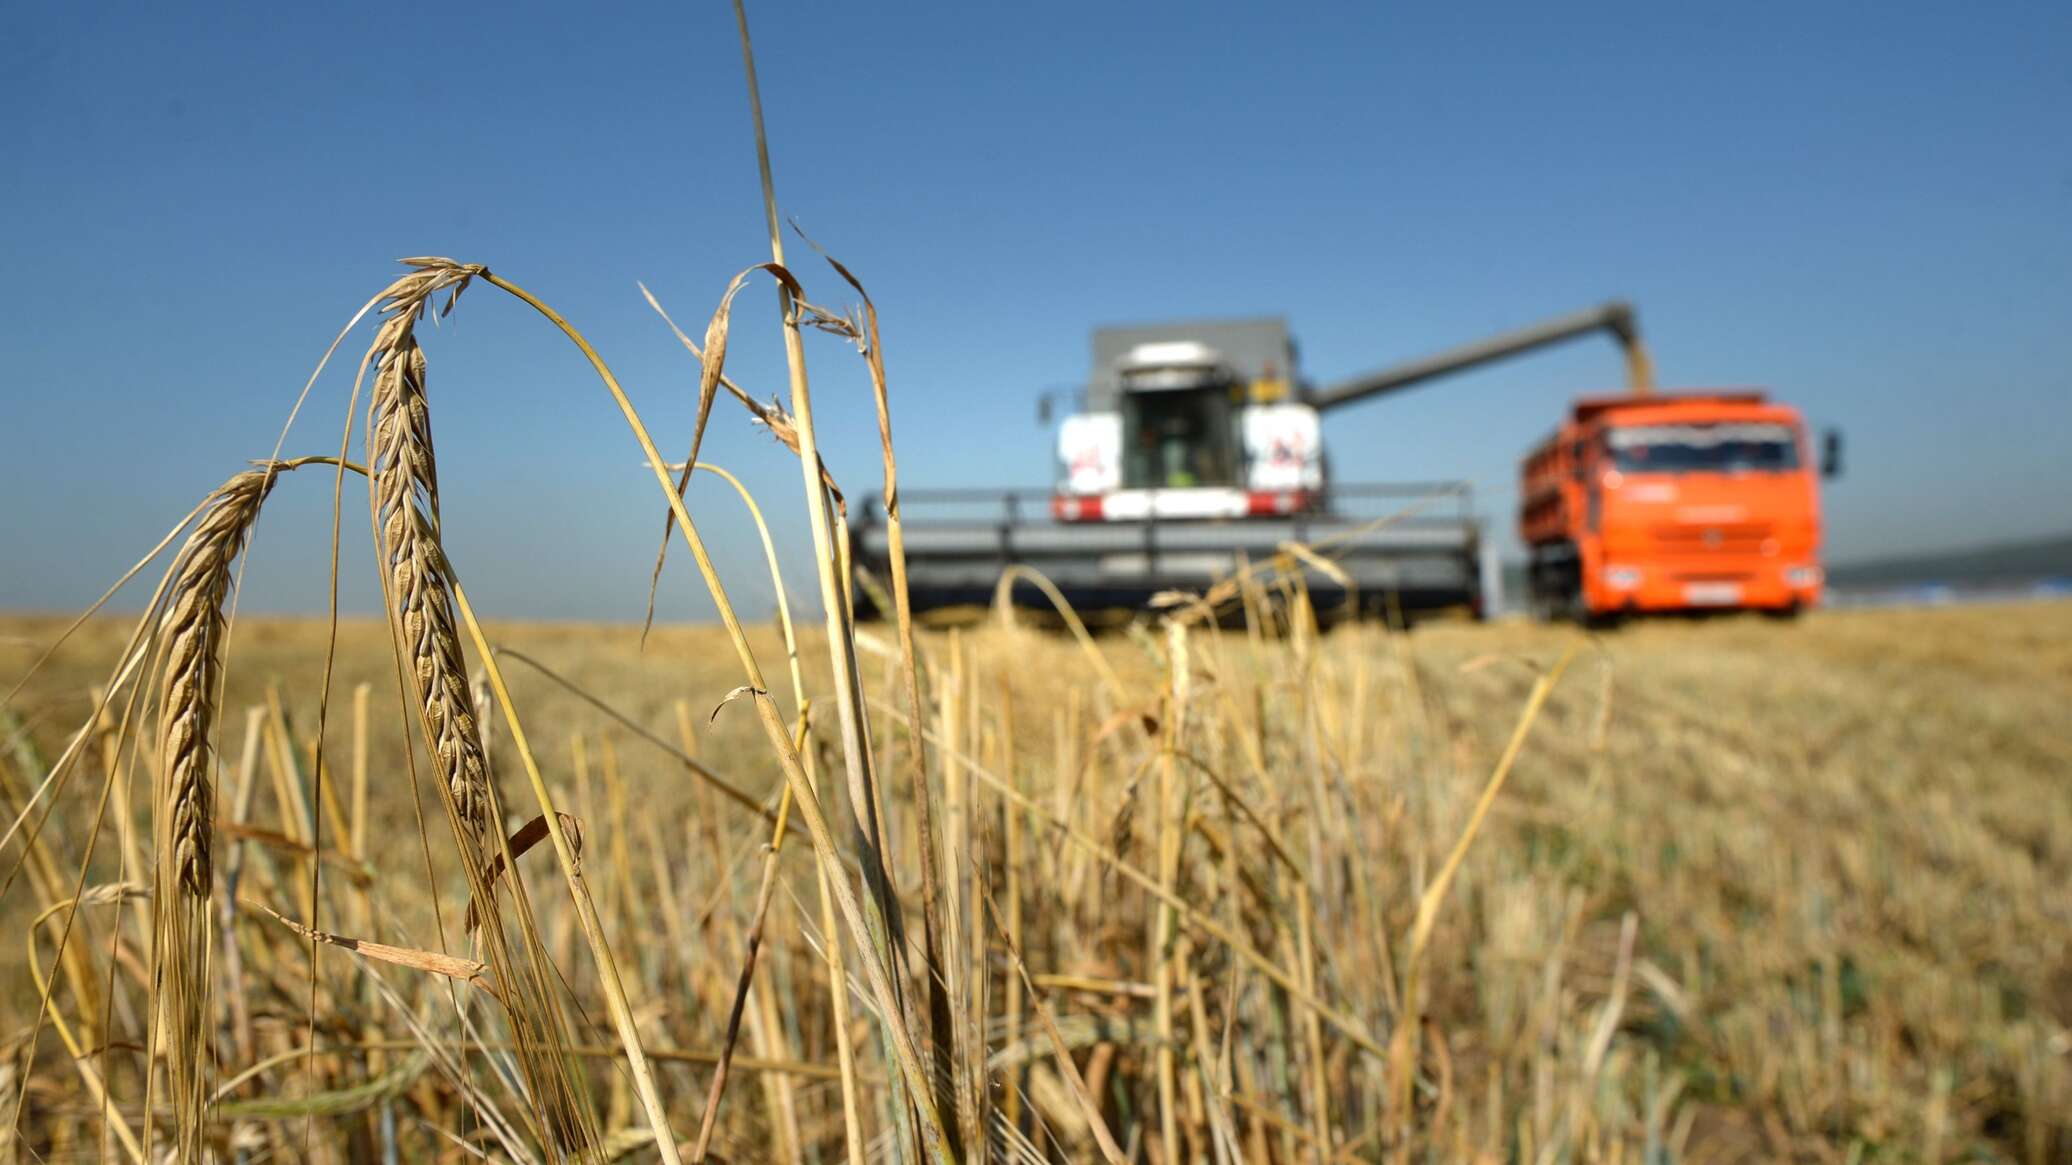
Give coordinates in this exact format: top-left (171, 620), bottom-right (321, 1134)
top-left (368, 260), bottom-right (491, 838)
top-left (153, 464), bottom-right (281, 1162)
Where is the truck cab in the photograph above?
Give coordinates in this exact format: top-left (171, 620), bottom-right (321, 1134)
top-left (1522, 392), bottom-right (1837, 619)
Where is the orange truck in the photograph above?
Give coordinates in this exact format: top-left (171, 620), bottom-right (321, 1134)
top-left (1521, 391), bottom-right (1841, 621)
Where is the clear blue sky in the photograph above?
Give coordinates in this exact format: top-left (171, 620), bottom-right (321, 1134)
top-left (3, 2), bottom-right (2067, 620)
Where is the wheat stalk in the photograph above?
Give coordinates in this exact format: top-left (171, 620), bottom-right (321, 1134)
top-left (364, 259), bottom-right (691, 1163)
top-left (151, 463), bottom-right (288, 1162)
top-left (483, 266), bottom-right (955, 1163)
top-left (363, 260), bottom-right (611, 1158)
top-left (722, 4), bottom-right (952, 1157)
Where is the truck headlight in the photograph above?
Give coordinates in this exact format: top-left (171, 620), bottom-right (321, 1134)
top-left (1785, 565), bottom-right (1822, 588)
top-left (1604, 565), bottom-right (1643, 589)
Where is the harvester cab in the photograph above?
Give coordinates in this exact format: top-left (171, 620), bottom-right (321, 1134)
top-left (1055, 319), bottom-right (1322, 522)
top-left (853, 303), bottom-right (1652, 623)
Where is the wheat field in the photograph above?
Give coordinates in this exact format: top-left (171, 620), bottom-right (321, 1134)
top-left (2, 599), bottom-right (2066, 1163)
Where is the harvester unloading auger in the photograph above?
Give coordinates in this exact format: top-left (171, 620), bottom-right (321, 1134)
top-left (852, 302), bottom-right (1652, 621)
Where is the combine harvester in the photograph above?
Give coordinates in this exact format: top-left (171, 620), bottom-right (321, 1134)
top-left (853, 303), bottom-right (1655, 622)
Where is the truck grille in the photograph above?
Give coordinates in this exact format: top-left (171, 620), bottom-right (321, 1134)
top-left (1651, 522), bottom-right (1772, 555)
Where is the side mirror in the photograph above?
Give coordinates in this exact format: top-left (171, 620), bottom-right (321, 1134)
top-left (1036, 393), bottom-right (1054, 426)
top-left (1820, 428), bottom-right (1842, 479)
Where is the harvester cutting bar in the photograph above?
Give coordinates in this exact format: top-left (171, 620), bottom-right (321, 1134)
top-left (852, 483), bottom-right (1485, 619)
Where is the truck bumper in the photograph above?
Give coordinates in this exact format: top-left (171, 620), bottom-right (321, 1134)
top-left (1586, 557), bottom-right (1822, 614)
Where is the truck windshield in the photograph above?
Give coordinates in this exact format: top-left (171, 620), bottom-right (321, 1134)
top-left (1607, 422), bottom-right (1800, 473)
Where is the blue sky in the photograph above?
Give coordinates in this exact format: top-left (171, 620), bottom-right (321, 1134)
top-left (3, 2), bottom-right (2067, 620)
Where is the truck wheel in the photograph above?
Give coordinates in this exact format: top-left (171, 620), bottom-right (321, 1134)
top-left (1564, 582), bottom-right (1592, 626)
top-left (1529, 588), bottom-right (1562, 623)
